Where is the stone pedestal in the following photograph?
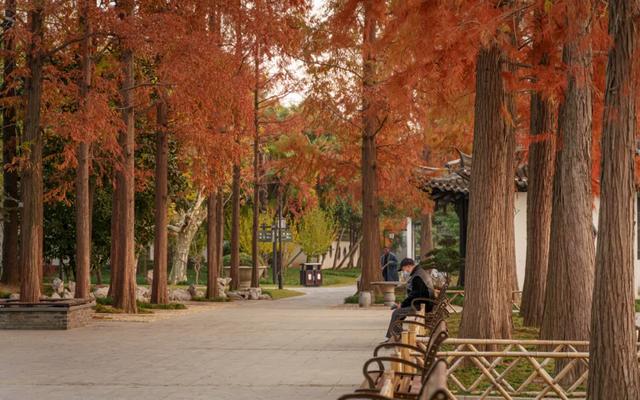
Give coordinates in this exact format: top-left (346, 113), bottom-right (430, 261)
top-left (0, 299), bottom-right (93, 330)
top-left (371, 281), bottom-right (399, 306)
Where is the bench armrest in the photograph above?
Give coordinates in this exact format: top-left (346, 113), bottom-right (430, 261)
top-left (362, 356), bottom-right (424, 389)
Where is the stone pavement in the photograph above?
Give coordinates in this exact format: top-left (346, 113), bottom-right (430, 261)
top-left (0, 286), bottom-right (390, 400)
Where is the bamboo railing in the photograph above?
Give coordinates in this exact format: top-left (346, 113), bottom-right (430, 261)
top-left (432, 338), bottom-right (640, 399)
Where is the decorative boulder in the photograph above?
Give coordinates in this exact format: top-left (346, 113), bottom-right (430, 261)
top-left (50, 293), bottom-right (61, 299)
top-left (227, 292), bottom-right (244, 301)
top-left (93, 286), bottom-right (109, 299)
top-left (248, 287), bottom-right (261, 301)
top-left (187, 285), bottom-right (198, 298)
top-left (169, 288), bottom-right (191, 302)
top-left (67, 281), bottom-right (76, 295)
top-left (146, 270), bottom-right (154, 285)
top-left (62, 290), bottom-right (74, 299)
top-left (136, 286), bottom-right (150, 302)
top-left (9, 293), bottom-right (20, 300)
top-left (259, 294), bottom-right (271, 300)
top-left (52, 278), bottom-right (64, 295)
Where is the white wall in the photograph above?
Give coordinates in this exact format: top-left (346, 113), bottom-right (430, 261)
top-left (514, 193), bottom-right (640, 297)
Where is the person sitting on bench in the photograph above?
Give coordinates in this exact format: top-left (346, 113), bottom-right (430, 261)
top-left (385, 258), bottom-right (434, 339)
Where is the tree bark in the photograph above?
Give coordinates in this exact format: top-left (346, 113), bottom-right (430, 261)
top-left (169, 192), bottom-right (207, 284)
top-left (230, 164), bottom-right (241, 290)
top-left (111, 0), bottom-right (137, 313)
top-left (20, 1), bottom-right (45, 303)
top-left (419, 212), bottom-right (433, 258)
top-left (458, 43), bottom-right (514, 340)
top-left (216, 190), bottom-right (224, 276)
top-left (251, 44), bottom-right (260, 289)
top-left (540, 5), bottom-right (594, 349)
top-left (359, 0), bottom-right (383, 300)
top-left (75, 0), bottom-right (93, 299)
top-left (1, 0), bottom-right (19, 286)
top-left (521, 89), bottom-right (555, 327)
top-left (151, 97), bottom-right (169, 304)
top-left (108, 181), bottom-right (120, 298)
top-left (206, 192), bottom-right (219, 299)
top-left (588, 0), bottom-right (640, 397)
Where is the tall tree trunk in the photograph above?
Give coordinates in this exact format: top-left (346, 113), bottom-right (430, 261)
top-left (359, 0), bottom-right (383, 303)
top-left (459, 43), bottom-right (514, 340)
top-left (540, 5), bottom-right (594, 350)
top-left (251, 44), bottom-right (260, 289)
top-left (521, 88), bottom-right (555, 327)
top-left (521, 5), bottom-right (556, 327)
top-left (230, 164), bottom-right (241, 290)
top-left (151, 97), bottom-right (169, 304)
top-left (108, 183), bottom-right (120, 297)
top-left (206, 192), bottom-right (219, 299)
top-left (169, 192), bottom-right (207, 284)
top-left (1, 0), bottom-right (19, 286)
top-left (75, 0), bottom-right (93, 299)
top-left (112, 0), bottom-right (137, 313)
top-left (588, 0), bottom-right (640, 397)
top-left (419, 212), bottom-right (433, 258)
top-left (20, 1), bottom-right (45, 303)
top-left (216, 190), bottom-right (224, 276)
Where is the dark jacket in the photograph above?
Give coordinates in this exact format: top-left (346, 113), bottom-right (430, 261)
top-left (400, 266), bottom-right (434, 310)
top-left (381, 252), bottom-right (399, 281)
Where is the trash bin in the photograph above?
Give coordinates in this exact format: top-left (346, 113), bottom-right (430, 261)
top-left (300, 263), bottom-right (323, 287)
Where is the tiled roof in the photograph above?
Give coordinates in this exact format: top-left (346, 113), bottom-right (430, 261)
top-left (419, 151), bottom-right (528, 203)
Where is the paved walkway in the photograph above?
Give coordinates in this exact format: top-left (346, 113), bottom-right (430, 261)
top-left (0, 286), bottom-right (389, 400)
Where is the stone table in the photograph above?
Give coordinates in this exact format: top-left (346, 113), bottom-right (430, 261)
top-left (371, 281), bottom-right (400, 306)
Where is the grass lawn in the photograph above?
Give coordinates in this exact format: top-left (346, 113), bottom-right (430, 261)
top-left (260, 267), bottom-right (360, 287)
top-left (262, 288), bottom-right (305, 300)
top-left (85, 266), bottom-right (360, 288)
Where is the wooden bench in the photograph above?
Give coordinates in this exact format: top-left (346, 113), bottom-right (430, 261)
top-left (337, 359), bottom-right (452, 400)
top-left (350, 320), bottom-right (448, 399)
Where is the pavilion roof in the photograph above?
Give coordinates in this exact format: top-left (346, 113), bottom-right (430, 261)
top-left (418, 151), bottom-right (528, 204)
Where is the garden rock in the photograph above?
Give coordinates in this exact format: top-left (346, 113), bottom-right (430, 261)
top-left (50, 293), bottom-right (61, 299)
top-left (259, 294), bottom-right (271, 300)
top-left (146, 270), bottom-right (154, 285)
top-left (67, 281), bottom-right (76, 294)
top-left (430, 269), bottom-right (447, 289)
top-left (227, 292), bottom-right (244, 301)
top-left (9, 293), bottom-right (19, 300)
top-left (169, 288), bottom-right (191, 302)
top-left (136, 287), bottom-right (150, 302)
top-left (93, 286), bottom-right (109, 299)
top-left (248, 287), bottom-right (261, 300)
top-left (187, 285), bottom-right (198, 298)
top-left (62, 290), bottom-right (74, 299)
top-left (52, 278), bottom-right (64, 294)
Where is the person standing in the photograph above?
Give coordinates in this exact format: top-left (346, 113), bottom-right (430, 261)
top-left (381, 246), bottom-right (399, 281)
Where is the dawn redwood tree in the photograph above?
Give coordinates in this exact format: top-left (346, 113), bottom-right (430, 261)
top-left (74, 0), bottom-right (93, 299)
top-left (588, 0), bottom-right (640, 397)
top-left (419, 212), bottom-right (433, 258)
top-left (521, 5), bottom-right (556, 327)
top-left (206, 192), bottom-right (219, 299)
top-left (111, 0), bottom-right (137, 313)
top-left (230, 163), bottom-right (241, 291)
top-left (151, 96), bottom-right (169, 304)
top-left (521, 87), bottom-right (555, 327)
top-left (20, 0), bottom-right (46, 303)
top-left (540, 1), bottom-right (595, 347)
top-left (251, 44), bottom-right (261, 289)
top-left (458, 42), bottom-right (514, 340)
top-left (1, 0), bottom-right (19, 286)
top-left (359, 0), bottom-right (383, 304)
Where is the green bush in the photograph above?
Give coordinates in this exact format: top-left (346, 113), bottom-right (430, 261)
top-left (191, 296), bottom-right (230, 302)
top-left (0, 290), bottom-right (12, 299)
top-left (222, 252), bottom-right (253, 266)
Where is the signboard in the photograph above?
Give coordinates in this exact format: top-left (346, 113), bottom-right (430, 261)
top-left (258, 229), bottom-right (273, 242)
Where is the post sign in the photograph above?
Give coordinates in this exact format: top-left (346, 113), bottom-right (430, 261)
top-left (258, 229), bottom-right (273, 242)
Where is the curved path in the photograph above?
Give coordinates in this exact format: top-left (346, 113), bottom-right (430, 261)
top-left (0, 286), bottom-right (389, 400)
